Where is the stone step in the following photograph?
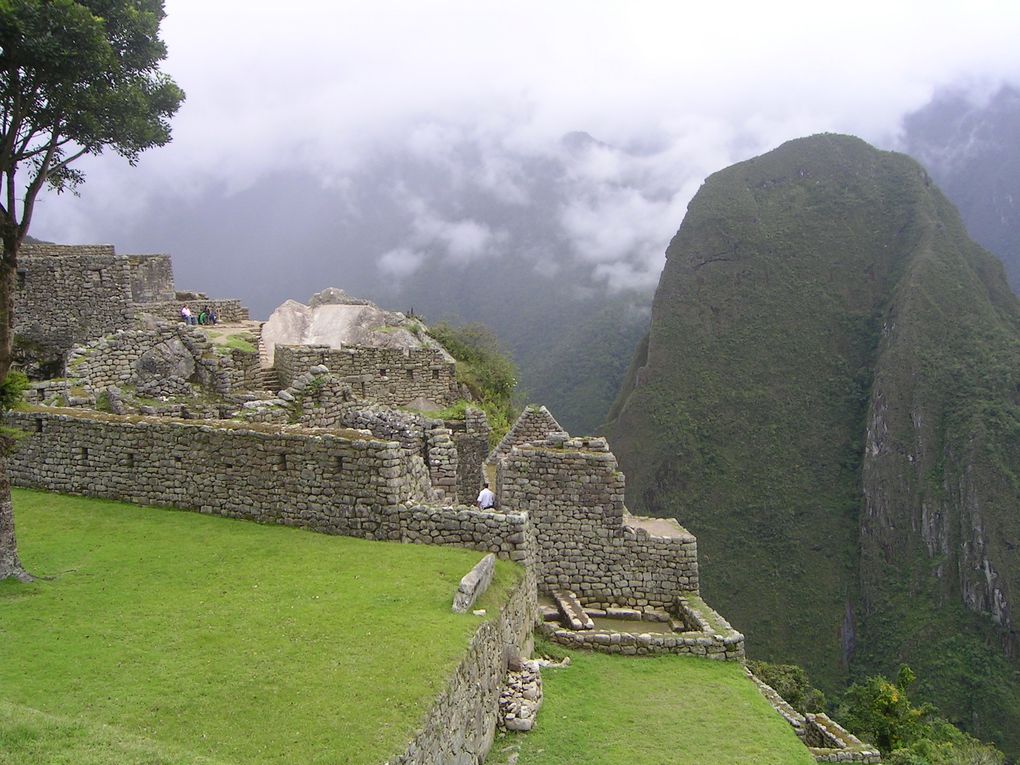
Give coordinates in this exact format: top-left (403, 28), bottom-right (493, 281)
top-left (258, 368), bottom-right (281, 393)
top-left (552, 589), bottom-right (594, 630)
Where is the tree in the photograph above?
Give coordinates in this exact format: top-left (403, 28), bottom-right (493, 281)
top-left (836, 666), bottom-right (1005, 764)
top-left (0, 0), bottom-right (183, 580)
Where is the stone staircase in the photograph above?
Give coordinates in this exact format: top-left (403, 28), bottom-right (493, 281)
top-left (256, 323), bottom-right (281, 393)
top-left (552, 589), bottom-right (594, 630)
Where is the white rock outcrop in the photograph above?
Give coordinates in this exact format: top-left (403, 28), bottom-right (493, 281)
top-left (261, 288), bottom-right (451, 365)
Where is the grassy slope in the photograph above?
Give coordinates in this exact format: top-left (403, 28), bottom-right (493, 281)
top-left (604, 134), bottom-right (1020, 753)
top-left (0, 489), bottom-right (521, 765)
top-left (500, 648), bottom-right (814, 765)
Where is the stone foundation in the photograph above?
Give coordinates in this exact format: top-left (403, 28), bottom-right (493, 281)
top-left (538, 594), bottom-right (745, 661)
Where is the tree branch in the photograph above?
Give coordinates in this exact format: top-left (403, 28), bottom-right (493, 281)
top-left (16, 125), bottom-right (63, 243)
top-left (43, 145), bottom-right (87, 177)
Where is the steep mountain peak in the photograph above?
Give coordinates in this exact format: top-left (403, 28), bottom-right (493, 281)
top-left (606, 133), bottom-right (1020, 755)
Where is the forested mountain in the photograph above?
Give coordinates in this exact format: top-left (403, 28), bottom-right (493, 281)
top-left (901, 85), bottom-right (1020, 292)
top-left (604, 134), bottom-right (1020, 756)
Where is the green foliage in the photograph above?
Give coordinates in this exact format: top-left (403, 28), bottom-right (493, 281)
top-left (224, 334), bottom-right (256, 353)
top-left (94, 389), bottom-right (112, 413)
top-left (3, 488), bottom-right (522, 764)
top-left (836, 667), bottom-right (1004, 764)
top-left (432, 399), bottom-right (470, 420)
top-left (0, 0), bottom-right (184, 186)
top-left (747, 660), bottom-right (826, 713)
top-left (428, 321), bottom-right (518, 444)
top-left (0, 370), bottom-right (27, 411)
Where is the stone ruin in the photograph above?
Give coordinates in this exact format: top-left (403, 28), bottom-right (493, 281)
top-left (6, 245), bottom-right (880, 764)
top-left (15, 243), bottom-right (248, 376)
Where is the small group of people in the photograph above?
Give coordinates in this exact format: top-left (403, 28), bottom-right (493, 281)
top-left (179, 305), bottom-right (218, 326)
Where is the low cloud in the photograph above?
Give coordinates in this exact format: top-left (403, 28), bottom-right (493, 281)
top-left (28, 0), bottom-right (1020, 307)
top-left (378, 247), bottom-right (426, 279)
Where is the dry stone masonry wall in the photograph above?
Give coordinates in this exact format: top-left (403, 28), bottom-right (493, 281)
top-left (391, 567), bottom-right (536, 765)
top-left (6, 409), bottom-right (533, 561)
top-left (66, 324), bottom-right (245, 398)
top-left (486, 405), bottom-right (566, 466)
top-left (538, 593), bottom-right (744, 661)
top-left (497, 435), bottom-right (699, 610)
top-left (240, 376), bottom-right (481, 505)
top-left (274, 344), bottom-right (459, 407)
top-left (136, 299), bottom-right (249, 324)
top-left (15, 244), bottom-right (134, 364)
top-left (15, 244), bottom-right (249, 371)
top-left (452, 409), bottom-right (491, 506)
top-left (125, 255), bottom-right (175, 303)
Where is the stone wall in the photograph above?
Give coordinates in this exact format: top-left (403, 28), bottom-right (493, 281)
top-left (539, 593), bottom-right (744, 661)
top-left (66, 324), bottom-right (251, 398)
top-left (16, 244), bottom-right (133, 365)
top-left (338, 406), bottom-right (460, 504)
top-left (451, 408), bottom-right (491, 506)
top-left (486, 405), bottom-right (566, 466)
top-left (134, 299), bottom-right (249, 324)
top-left (15, 244), bottom-right (250, 371)
top-left (5, 410), bottom-right (533, 562)
top-left (274, 344), bottom-right (458, 407)
top-left (498, 435), bottom-right (699, 609)
top-left (392, 566), bottom-right (537, 765)
top-left (125, 255), bottom-right (176, 303)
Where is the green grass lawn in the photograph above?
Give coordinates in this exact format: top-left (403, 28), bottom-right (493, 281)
top-left (0, 489), bottom-right (521, 765)
top-left (496, 644), bottom-right (815, 765)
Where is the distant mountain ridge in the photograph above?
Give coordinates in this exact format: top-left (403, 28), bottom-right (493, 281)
top-left (605, 134), bottom-right (1020, 755)
top-left (901, 85), bottom-right (1020, 292)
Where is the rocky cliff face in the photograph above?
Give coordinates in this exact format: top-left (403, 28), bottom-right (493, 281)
top-left (605, 134), bottom-right (1020, 754)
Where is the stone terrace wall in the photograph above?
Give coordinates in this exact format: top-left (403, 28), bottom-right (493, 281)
top-left (134, 299), bottom-right (249, 324)
top-left (498, 436), bottom-right (699, 609)
top-left (7, 410), bottom-right (429, 525)
top-left (274, 344), bottom-right (458, 407)
top-left (125, 255), bottom-right (176, 303)
top-left (67, 324), bottom-right (244, 398)
top-left (393, 566), bottom-right (537, 765)
top-left (486, 405), bottom-right (566, 466)
top-left (16, 244), bottom-right (133, 362)
top-left (5, 410), bottom-right (532, 562)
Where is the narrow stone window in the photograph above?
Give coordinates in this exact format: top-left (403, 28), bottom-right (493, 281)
top-left (278, 453), bottom-right (288, 470)
top-left (81, 447), bottom-right (89, 459)
top-left (16, 270), bottom-right (26, 290)
top-left (334, 456), bottom-right (344, 472)
top-left (126, 453), bottom-right (135, 469)
top-left (406, 369), bottom-right (414, 380)
top-left (174, 455), bottom-right (182, 464)
top-left (379, 368), bottom-right (388, 378)
top-left (34, 418), bottom-right (43, 433)
top-left (432, 369), bottom-right (440, 380)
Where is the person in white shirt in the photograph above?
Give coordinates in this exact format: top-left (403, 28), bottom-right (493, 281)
top-left (477, 482), bottom-right (496, 510)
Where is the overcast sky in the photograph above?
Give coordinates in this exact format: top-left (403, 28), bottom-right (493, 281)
top-left (30, 0), bottom-right (1020, 309)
